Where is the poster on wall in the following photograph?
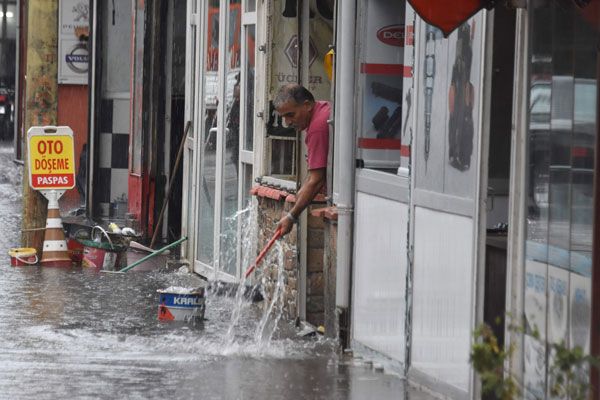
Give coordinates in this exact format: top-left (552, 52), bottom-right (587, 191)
top-left (204, 4), bottom-right (220, 108)
top-left (414, 13), bottom-right (483, 199)
top-left (58, 0), bottom-right (89, 84)
top-left (358, 0), bottom-right (405, 169)
top-left (202, 3), bottom-right (243, 109)
top-left (268, 0), bottom-right (333, 136)
top-left (269, 0), bottom-right (332, 98)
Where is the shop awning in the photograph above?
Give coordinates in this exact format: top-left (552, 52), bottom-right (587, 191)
top-left (575, 0), bottom-right (600, 30)
top-left (407, 0), bottom-right (496, 36)
top-left (407, 0), bottom-right (597, 37)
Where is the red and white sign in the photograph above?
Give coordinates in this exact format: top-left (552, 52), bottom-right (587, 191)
top-left (376, 25), bottom-right (405, 47)
top-left (27, 126), bottom-right (76, 190)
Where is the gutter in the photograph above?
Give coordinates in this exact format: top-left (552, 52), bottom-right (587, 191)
top-left (335, 0), bottom-right (357, 325)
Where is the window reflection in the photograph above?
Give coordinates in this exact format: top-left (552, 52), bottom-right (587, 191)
top-left (244, 24), bottom-right (255, 151)
top-left (524, 1), bottom-right (597, 394)
top-left (220, 0), bottom-right (242, 276)
top-left (527, 62), bottom-right (596, 271)
top-left (527, 0), bottom-right (598, 266)
top-left (197, 0), bottom-right (220, 266)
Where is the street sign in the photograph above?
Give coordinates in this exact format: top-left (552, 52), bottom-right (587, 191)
top-left (27, 126), bottom-right (76, 190)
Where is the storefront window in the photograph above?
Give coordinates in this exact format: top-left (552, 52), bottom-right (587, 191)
top-left (196, 0), bottom-right (220, 266)
top-left (220, 0), bottom-right (242, 276)
top-left (243, 24), bottom-right (255, 151)
top-left (357, 0), bottom-right (406, 174)
top-left (524, 1), bottom-right (598, 396)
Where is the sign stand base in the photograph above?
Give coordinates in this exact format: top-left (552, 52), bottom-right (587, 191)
top-left (40, 190), bottom-right (71, 266)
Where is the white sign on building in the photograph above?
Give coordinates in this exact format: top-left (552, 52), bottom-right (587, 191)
top-left (58, 0), bottom-right (89, 84)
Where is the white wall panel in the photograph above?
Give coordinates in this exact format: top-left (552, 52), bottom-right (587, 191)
top-left (411, 206), bottom-right (473, 392)
top-left (353, 192), bottom-right (408, 363)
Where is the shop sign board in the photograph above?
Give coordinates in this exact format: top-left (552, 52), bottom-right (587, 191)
top-left (27, 126), bottom-right (76, 190)
top-left (58, 0), bottom-right (89, 84)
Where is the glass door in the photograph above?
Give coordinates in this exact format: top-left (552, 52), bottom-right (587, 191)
top-left (237, 2), bottom-right (256, 274)
top-left (190, 0), bottom-right (255, 280)
top-left (219, 0), bottom-right (242, 276)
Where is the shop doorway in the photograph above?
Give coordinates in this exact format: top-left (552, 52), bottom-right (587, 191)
top-left (158, 0), bottom-right (187, 245)
top-left (482, 6), bottom-right (517, 352)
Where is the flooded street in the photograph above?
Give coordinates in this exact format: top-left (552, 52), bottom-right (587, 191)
top-left (0, 144), bottom-right (430, 399)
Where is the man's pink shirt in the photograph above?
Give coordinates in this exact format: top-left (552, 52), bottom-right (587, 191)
top-left (305, 101), bottom-right (330, 170)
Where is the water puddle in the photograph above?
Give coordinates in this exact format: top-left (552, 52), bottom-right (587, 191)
top-left (0, 265), bottom-right (341, 398)
top-left (0, 143), bottom-right (421, 399)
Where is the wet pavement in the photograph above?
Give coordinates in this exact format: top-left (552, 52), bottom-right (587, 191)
top-left (0, 143), bottom-right (435, 399)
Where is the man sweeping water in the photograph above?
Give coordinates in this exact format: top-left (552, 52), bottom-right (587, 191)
top-left (272, 84), bottom-right (330, 236)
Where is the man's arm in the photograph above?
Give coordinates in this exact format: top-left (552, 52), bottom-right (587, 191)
top-left (277, 167), bottom-right (326, 235)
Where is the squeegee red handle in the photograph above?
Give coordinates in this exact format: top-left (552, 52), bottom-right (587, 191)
top-left (244, 229), bottom-right (282, 278)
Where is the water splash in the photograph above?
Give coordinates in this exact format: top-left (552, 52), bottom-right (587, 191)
top-left (220, 201), bottom-right (260, 346)
top-left (225, 276), bottom-right (252, 345)
top-left (254, 242), bottom-right (285, 350)
top-left (219, 202), bottom-right (258, 277)
top-left (220, 200), bottom-right (290, 353)
top-left (224, 252), bottom-right (288, 355)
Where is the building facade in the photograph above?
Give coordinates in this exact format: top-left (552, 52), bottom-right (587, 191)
top-left (12, 0), bottom-right (591, 398)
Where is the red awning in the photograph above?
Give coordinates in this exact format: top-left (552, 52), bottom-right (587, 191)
top-left (408, 0), bottom-right (598, 37)
top-left (575, 0), bottom-right (600, 30)
top-left (407, 0), bottom-right (495, 36)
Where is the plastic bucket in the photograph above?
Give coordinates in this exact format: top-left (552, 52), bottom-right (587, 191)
top-left (67, 238), bottom-right (85, 263)
top-left (9, 248), bottom-right (38, 266)
top-left (80, 240), bottom-right (126, 270)
top-left (157, 288), bottom-right (205, 322)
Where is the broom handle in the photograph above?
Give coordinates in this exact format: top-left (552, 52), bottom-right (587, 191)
top-left (244, 229), bottom-right (282, 279)
top-left (150, 121), bottom-right (192, 248)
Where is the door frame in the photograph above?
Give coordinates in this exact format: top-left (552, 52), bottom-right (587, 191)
top-left (182, 0), bottom-right (202, 270)
top-left (183, 0), bottom-right (257, 282)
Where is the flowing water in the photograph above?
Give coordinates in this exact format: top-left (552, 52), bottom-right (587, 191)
top-left (253, 242), bottom-right (286, 346)
top-left (0, 144), bottom-right (432, 399)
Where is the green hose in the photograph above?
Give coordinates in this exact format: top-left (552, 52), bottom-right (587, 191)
top-left (102, 237), bottom-right (188, 273)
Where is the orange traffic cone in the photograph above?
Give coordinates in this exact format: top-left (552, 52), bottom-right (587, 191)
top-left (40, 190), bottom-right (71, 266)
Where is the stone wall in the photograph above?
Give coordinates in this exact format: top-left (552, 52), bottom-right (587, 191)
top-left (255, 194), bottom-right (299, 319)
top-left (312, 206), bottom-right (338, 338)
top-left (306, 205), bottom-right (325, 327)
top-left (252, 186), bottom-right (326, 325)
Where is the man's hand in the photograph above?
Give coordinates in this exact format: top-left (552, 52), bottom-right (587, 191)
top-left (276, 168), bottom-right (325, 237)
top-left (276, 212), bottom-right (295, 236)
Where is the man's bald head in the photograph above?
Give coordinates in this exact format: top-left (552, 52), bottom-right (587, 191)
top-left (273, 84), bottom-right (315, 108)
